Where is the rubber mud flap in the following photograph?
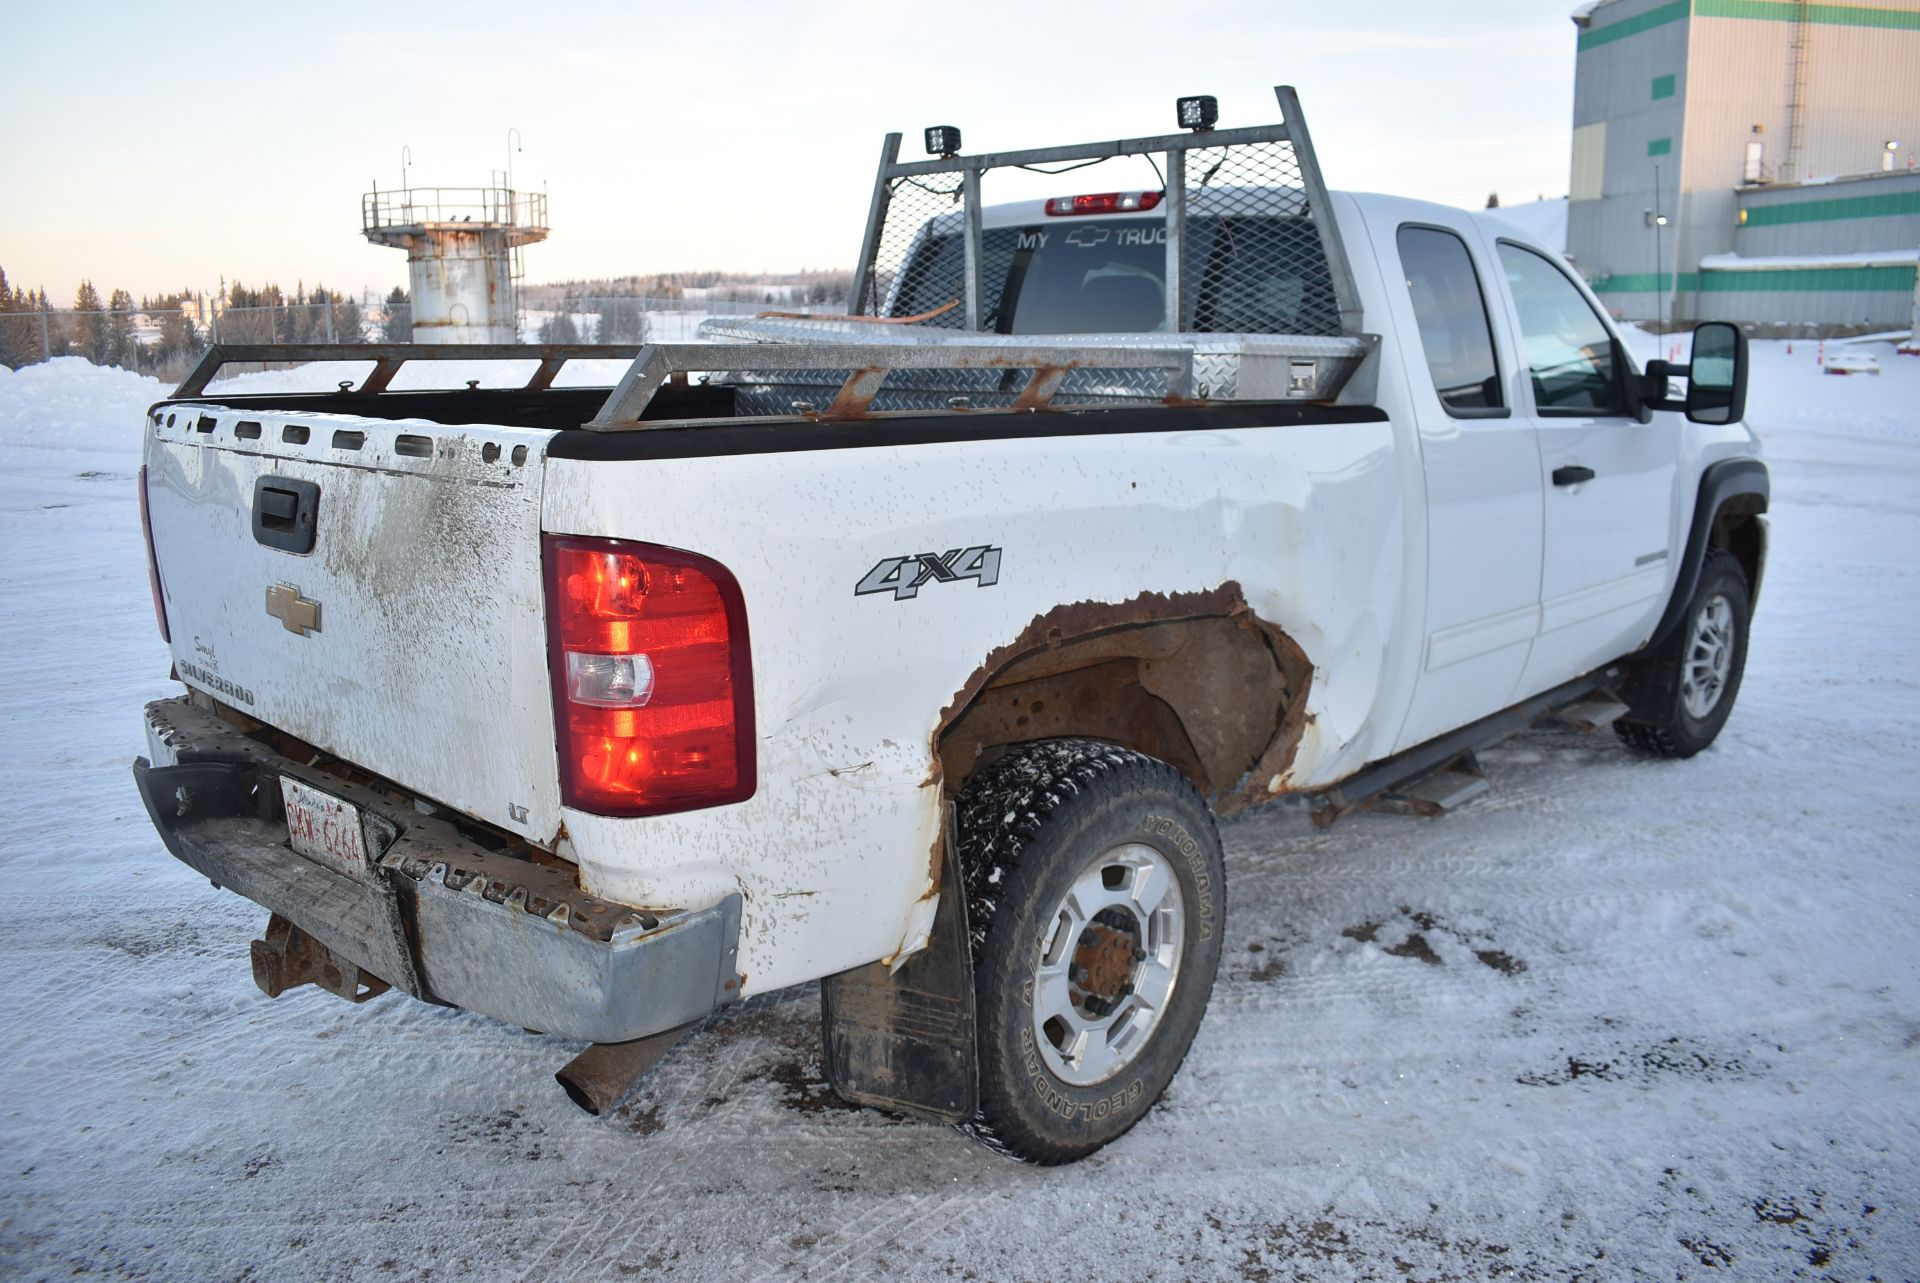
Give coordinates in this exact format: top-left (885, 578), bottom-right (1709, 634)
top-left (820, 836), bottom-right (978, 1123)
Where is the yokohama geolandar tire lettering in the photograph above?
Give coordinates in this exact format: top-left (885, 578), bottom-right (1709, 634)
top-left (1616, 549), bottom-right (1753, 759)
top-left (955, 738), bottom-right (1226, 1164)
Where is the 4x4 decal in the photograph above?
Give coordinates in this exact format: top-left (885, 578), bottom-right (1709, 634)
top-left (856, 546), bottom-right (1002, 601)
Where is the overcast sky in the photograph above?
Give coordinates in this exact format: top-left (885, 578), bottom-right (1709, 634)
top-left (2, 0), bottom-right (1579, 301)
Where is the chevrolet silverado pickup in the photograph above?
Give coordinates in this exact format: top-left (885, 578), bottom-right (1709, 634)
top-left (132, 87), bottom-right (1767, 1163)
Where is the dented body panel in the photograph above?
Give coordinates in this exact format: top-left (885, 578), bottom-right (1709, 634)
top-left (143, 410), bottom-right (563, 840)
top-left (539, 403), bottom-right (1404, 991)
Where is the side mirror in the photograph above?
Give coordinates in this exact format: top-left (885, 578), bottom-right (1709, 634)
top-left (1638, 360), bottom-right (1676, 414)
top-left (1684, 321), bottom-right (1748, 425)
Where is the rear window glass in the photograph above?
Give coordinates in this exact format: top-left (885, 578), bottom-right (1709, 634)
top-left (1396, 225), bottom-right (1502, 413)
top-left (891, 217), bottom-right (1335, 336)
top-left (1002, 222), bottom-right (1170, 334)
top-left (1188, 216), bottom-right (1336, 334)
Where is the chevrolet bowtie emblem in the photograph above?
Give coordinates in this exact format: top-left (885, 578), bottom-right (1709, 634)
top-left (265, 584), bottom-right (321, 636)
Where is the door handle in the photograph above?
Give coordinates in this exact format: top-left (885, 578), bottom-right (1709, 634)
top-left (1552, 465), bottom-right (1596, 487)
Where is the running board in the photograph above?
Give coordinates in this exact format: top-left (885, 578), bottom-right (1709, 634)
top-left (1538, 698), bottom-right (1630, 734)
top-left (1310, 667), bottom-right (1620, 828)
top-left (1375, 750), bottom-right (1489, 817)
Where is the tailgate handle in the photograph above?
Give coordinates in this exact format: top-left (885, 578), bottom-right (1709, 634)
top-left (258, 488), bottom-right (298, 523)
top-left (252, 476), bottom-right (321, 554)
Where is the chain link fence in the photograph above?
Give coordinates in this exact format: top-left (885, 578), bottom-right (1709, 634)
top-left (524, 295), bottom-right (781, 345)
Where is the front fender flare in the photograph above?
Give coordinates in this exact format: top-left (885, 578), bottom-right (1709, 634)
top-left (1645, 458), bottom-right (1769, 652)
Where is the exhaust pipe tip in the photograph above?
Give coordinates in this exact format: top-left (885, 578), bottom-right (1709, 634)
top-left (555, 1022), bottom-right (698, 1118)
top-left (555, 1064), bottom-right (617, 1116)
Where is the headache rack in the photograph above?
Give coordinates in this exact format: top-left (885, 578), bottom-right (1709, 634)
top-left (168, 86), bottom-right (1377, 429)
top-left (849, 84), bottom-right (1365, 341)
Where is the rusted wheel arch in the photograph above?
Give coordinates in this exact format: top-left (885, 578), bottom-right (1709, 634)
top-left (933, 584), bottom-right (1313, 816)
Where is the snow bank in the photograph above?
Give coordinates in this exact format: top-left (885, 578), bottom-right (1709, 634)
top-left (0, 356), bottom-right (167, 451)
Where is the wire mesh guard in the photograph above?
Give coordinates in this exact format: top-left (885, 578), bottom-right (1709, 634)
top-left (859, 174), bottom-right (972, 327)
top-left (854, 136), bottom-right (1340, 340)
top-left (1179, 139), bottom-right (1340, 337)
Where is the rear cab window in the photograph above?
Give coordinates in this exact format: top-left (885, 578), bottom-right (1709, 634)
top-left (891, 217), bottom-right (1336, 336)
top-left (1396, 224), bottom-right (1504, 416)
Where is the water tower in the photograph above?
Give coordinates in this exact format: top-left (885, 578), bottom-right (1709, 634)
top-left (362, 184), bottom-right (548, 343)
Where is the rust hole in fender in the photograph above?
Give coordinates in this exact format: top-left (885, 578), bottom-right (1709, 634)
top-left (921, 582), bottom-right (1315, 900)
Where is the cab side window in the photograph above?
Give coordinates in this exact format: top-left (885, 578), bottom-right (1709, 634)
top-left (1496, 242), bottom-right (1626, 415)
top-left (1397, 225), bottom-right (1503, 415)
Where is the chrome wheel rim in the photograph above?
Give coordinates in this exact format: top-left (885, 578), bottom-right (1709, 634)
top-left (1681, 593), bottom-right (1735, 720)
top-left (1030, 841), bottom-right (1185, 1087)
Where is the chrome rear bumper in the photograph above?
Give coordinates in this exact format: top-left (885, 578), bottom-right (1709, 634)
top-left (133, 696), bottom-right (740, 1043)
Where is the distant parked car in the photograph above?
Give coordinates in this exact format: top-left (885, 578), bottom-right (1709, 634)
top-left (1825, 351), bottom-right (1881, 375)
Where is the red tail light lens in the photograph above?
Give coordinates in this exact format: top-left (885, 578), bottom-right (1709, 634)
top-left (543, 535), bottom-right (754, 817)
top-left (1044, 190), bottom-right (1165, 217)
top-left (137, 466), bottom-right (170, 643)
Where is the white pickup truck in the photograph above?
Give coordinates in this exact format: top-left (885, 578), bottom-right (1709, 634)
top-left (133, 88), bottom-right (1766, 1164)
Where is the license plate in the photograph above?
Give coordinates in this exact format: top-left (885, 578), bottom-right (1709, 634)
top-left (280, 777), bottom-right (369, 877)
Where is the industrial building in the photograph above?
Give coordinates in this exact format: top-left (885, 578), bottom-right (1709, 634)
top-left (1565, 0), bottom-right (1920, 332)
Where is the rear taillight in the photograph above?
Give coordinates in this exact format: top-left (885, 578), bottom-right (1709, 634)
top-left (543, 535), bottom-right (754, 817)
top-left (1044, 190), bottom-right (1164, 217)
top-left (137, 466), bottom-right (170, 643)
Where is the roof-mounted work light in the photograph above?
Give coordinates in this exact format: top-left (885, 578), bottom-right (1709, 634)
top-left (1176, 95), bottom-right (1218, 131)
top-left (924, 125), bottom-right (962, 158)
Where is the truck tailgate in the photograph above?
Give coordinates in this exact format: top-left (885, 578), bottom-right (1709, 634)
top-left (143, 406), bottom-right (562, 842)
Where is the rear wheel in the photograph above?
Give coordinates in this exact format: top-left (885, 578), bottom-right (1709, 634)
top-left (1616, 550), bottom-right (1752, 758)
top-left (955, 739), bottom-right (1225, 1164)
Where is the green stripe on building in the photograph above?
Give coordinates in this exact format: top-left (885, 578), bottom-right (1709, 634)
top-left (1577, 0), bottom-right (1920, 49)
top-left (1695, 0), bottom-right (1920, 29)
top-left (1592, 266), bottom-right (1914, 292)
top-left (1699, 265), bottom-right (1918, 291)
top-left (1743, 190), bottom-right (1920, 225)
top-left (1577, 0), bottom-right (1690, 49)
top-left (1651, 73), bottom-right (1676, 98)
top-left (1592, 272), bottom-right (1703, 292)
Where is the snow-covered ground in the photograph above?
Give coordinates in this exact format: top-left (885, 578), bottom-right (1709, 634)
top-left (2, 341), bottom-right (1917, 1281)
